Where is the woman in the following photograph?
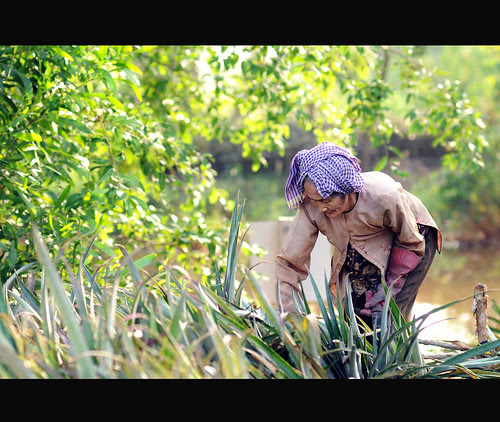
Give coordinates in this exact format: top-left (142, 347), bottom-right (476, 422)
top-left (275, 142), bottom-right (441, 326)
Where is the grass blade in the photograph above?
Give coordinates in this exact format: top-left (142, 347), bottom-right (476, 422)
top-left (429, 338), bottom-right (500, 375)
top-left (31, 223), bottom-right (96, 378)
top-left (308, 270), bottom-right (334, 340)
top-left (225, 191), bottom-right (245, 303)
top-left (245, 267), bottom-right (302, 366)
top-left (245, 268), bottom-right (282, 337)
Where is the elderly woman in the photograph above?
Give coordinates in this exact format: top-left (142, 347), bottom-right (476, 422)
top-left (276, 142), bottom-right (441, 326)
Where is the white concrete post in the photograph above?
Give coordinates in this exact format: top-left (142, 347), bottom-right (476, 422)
top-left (249, 218), bottom-right (333, 306)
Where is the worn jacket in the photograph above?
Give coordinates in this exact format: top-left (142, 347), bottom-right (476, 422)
top-left (276, 171), bottom-right (442, 299)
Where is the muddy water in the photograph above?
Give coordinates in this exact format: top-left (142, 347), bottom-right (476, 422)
top-left (413, 247), bottom-right (500, 343)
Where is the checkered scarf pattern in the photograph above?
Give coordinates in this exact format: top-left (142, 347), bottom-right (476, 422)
top-left (285, 142), bottom-right (365, 210)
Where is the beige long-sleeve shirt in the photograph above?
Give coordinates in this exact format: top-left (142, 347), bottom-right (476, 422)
top-left (276, 171), bottom-right (442, 294)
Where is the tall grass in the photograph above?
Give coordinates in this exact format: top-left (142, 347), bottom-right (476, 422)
top-left (1, 193), bottom-right (499, 378)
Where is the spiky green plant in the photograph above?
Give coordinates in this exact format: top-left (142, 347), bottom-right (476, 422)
top-left (0, 192), bottom-right (499, 378)
top-left (297, 271), bottom-right (500, 379)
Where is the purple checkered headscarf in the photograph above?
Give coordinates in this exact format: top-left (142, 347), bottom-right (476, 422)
top-left (285, 142), bottom-right (365, 210)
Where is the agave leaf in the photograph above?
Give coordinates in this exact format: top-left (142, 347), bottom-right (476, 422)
top-left (234, 273), bottom-right (247, 307)
top-left (296, 279), bottom-right (310, 315)
top-left (117, 245), bottom-right (151, 330)
top-left (245, 267), bottom-right (302, 366)
top-left (0, 287), bottom-right (16, 350)
top-left (31, 223), bottom-right (96, 378)
top-left (3, 262), bottom-right (37, 293)
top-left (335, 276), bottom-right (351, 342)
top-left (15, 271), bottom-right (41, 314)
top-left (71, 261), bottom-right (94, 348)
top-left (224, 191), bottom-right (245, 303)
top-left (169, 287), bottom-right (187, 343)
top-left (83, 263), bottom-right (103, 298)
top-left (0, 341), bottom-right (36, 378)
top-left (245, 333), bottom-right (302, 379)
top-left (490, 299), bottom-right (500, 318)
top-left (343, 278), bottom-right (364, 347)
top-left (214, 261), bottom-right (223, 297)
top-left (429, 338), bottom-right (500, 375)
top-left (198, 284), bottom-right (247, 331)
top-left (308, 269), bottom-right (335, 341)
top-left (117, 247), bottom-right (155, 287)
top-left (299, 314), bottom-right (327, 376)
top-left (370, 311), bottom-right (423, 377)
top-left (199, 307), bottom-right (247, 378)
top-left (245, 268), bottom-right (281, 332)
top-left (39, 269), bottom-right (58, 349)
top-left (325, 276), bottom-right (343, 343)
top-left (106, 263), bottom-right (123, 340)
top-left (320, 276), bottom-right (349, 379)
top-left (6, 289), bottom-right (42, 325)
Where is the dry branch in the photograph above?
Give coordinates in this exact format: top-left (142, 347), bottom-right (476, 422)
top-left (419, 339), bottom-right (473, 351)
top-left (472, 283), bottom-right (489, 344)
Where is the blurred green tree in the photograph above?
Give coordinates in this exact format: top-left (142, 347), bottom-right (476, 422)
top-left (413, 46), bottom-right (500, 243)
top-left (0, 45), bottom-right (224, 282)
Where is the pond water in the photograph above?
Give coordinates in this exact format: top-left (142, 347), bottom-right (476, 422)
top-left (413, 247), bottom-right (500, 344)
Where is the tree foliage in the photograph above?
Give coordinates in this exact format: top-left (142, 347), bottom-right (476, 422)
top-left (0, 45), bottom-right (488, 282)
top-left (0, 45), bottom-right (223, 282)
top-left (202, 46), bottom-right (487, 172)
top-left (414, 46), bottom-right (500, 241)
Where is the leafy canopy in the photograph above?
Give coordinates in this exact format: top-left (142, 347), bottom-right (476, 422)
top-left (0, 45), bottom-right (487, 282)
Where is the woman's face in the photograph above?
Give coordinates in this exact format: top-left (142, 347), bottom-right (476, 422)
top-left (303, 179), bottom-right (350, 218)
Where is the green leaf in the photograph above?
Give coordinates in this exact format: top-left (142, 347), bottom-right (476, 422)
top-left (57, 116), bottom-right (93, 134)
top-left (117, 247), bottom-right (156, 287)
top-left (11, 185), bottom-right (35, 216)
top-left (108, 95), bottom-right (125, 110)
top-left (96, 68), bottom-right (117, 93)
top-left (121, 173), bottom-right (145, 191)
top-left (15, 273), bottom-right (41, 314)
top-left (31, 223), bottom-right (96, 378)
top-left (308, 270), bottom-right (336, 340)
top-left (53, 184), bottom-right (71, 210)
top-left (117, 78), bottom-right (142, 102)
top-left (51, 46), bottom-right (74, 62)
top-left (429, 338), bottom-right (500, 375)
top-left (244, 267), bottom-right (304, 370)
top-left (11, 68), bottom-right (33, 101)
top-left (374, 155), bottom-right (388, 172)
top-left (169, 288), bottom-right (187, 342)
top-left (94, 241), bottom-right (116, 257)
top-left (124, 61), bottom-right (143, 75)
top-left (224, 191), bottom-right (245, 303)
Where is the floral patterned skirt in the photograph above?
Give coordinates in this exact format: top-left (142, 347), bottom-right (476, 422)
top-left (343, 224), bottom-right (429, 315)
top-left (342, 243), bottom-right (381, 314)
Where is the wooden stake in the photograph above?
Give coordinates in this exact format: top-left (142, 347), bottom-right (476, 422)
top-left (472, 283), bottom-right (489, 344)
